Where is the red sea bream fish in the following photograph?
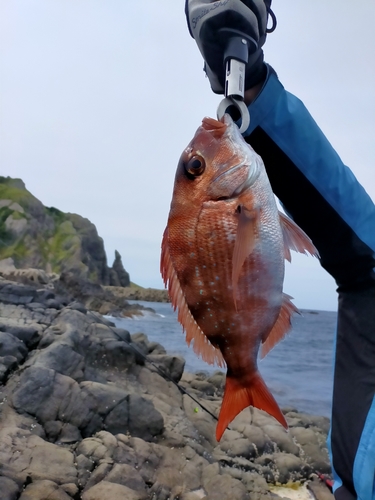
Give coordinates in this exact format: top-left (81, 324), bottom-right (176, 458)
top-left (161, 115), bottom-right (318, 441)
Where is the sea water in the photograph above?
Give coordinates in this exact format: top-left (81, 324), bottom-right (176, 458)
top-left (111, 301), bottom-right (337, 418)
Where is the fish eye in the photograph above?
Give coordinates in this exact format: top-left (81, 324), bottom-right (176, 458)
top-left (185, 155), bottom-right (206, 177)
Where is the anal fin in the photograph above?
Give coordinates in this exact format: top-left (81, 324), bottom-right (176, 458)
top-left (216, 373), bottom-right (288, 441)
top-left (260, 293), bottom-right (299, 359)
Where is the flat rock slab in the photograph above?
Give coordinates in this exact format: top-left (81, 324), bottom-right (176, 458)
top-left (0, 430), bottom-right (77, 485)
top-left (82, 481), bottom-right (148, 500)
top-left (0, 476), bottom-right (20, 500)
top-left (19, 480), bottom-right (72, 500)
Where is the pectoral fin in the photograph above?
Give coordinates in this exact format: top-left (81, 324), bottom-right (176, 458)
top-left (279, 211), bottom-right (319, 262)
top-left (161, 228), bottom-right (225, 367)
top-left (232, 205), bottom-right (259, 309)
top-left (260, 293), bottom-right (300, 359)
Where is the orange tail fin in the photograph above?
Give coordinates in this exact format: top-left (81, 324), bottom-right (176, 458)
top-left (216, 373), bottom-right (288, 441)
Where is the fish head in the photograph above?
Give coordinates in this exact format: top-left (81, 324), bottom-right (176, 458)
top-left (172, 114), bottom-right (261, 208)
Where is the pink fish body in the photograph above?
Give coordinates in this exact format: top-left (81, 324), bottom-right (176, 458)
top-left (161, 115), bottom-right (318, 440)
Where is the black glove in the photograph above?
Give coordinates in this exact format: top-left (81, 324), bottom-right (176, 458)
top-left (185, 0), bottom-right (275, 94)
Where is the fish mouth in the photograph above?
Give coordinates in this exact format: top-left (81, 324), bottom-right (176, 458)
top-left (201, 117), bottom-right (227, 137)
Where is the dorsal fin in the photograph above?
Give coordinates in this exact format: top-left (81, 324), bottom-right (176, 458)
top-left (161, 228), bottom-right (225, 367)
top-left (232, 205), bottom-right (258, 310)
top-left (260, 293), bottom-right (300, 359)
top-left (279, 211), bottom-right (319, 262)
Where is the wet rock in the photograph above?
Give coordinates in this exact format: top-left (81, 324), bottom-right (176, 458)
top-left (61, 483), bottom-right (79, 497)
top-left (127, 437), bottom-right (164, 483)
top-left (190, 379), bottom-right (216, 396)
top-left (272, 452), bottom-right (311, 483)
top-left (220, 438), bottom-right (256, 459)
top-left (46, 298), bottom-right (64, 310)
top-left (0, 476), bottom-right (20, 500)
top-left (58, 423), bottom-right (82, 443)
top-left (82, 481), bottom-right (147, 500)
top-left (32, 342), bottom-right (85, 380)
top-left (291, 427), bottom-right (330, 472)
top-left (207, 371), bottom-right (225, 392)
top-left (111, 327), bottom-right (131, 343)
top-left (19, 480), bottom-right (72, 500)
top-left (147, 354), bottom-right (185, 383)
top-left (0, 429), bottom-right (77, 485)
top-left (44, 421), bottom-right (63, 441)
top-left (84, 323), bottom-right (138, 370)
top-left (201, 463), bottom-right (220, 490)
top-left (76, 453), bottom-right (96, 488)
top-left (154, 446), bottom-right (208, 493)
top-left (183, 394), bottom-right (217, 448)
top-left (148, 341), bottom-right (167, 355)
top-left (220, 429), bottom-right (243, 442)
top-left (0, 331), bottom-right (28, 362)
top-left (179, 492), bottom-right (205, 500)
top-left (136, 367), bottom-right (182, 408)
top-left (26, 302), bottom-right (47, 311)
top-left (67, 301), bottom-right (87, 314)
top-left (285, 411), bottom-right (331, 434)
top-left (0, 268), bottom-right (333, 499)
top-left (262, 425), bottom-right (300, 455)
top-left (80, 381), bottom-right (128, 416)
top-left (76, 438), bottom-right (110, 463)
top-left (213, 452), bottom-right (263, 475)
top-left (0, 282), bottom-right (37, 305)
top-left (12, 368), bottom-right (108, 438)
top-left (105, 463), bottom-right (147, 492)
top-left (0, 321), bottom-right (41, 348)
top-left (12, 366), bottom-right (77, 423)
top-left (241, 472), bottom-right (270, 496)
top-left (130, 333), bottom-right (150, 355)
top-left (0, 355), bottom-right (18, 382)
top-left (251, 409), bottom-right (281, 429)
top-left (105, 394), bottom-right (164, 440)
top-left (149, 481), bottom-right (171, 500)
top-left (83, 462), bottom-right (113, 492)
top-left (205, 473), bottom-right (249, 500)
top-left (240, 425), bottom-right (271, 455)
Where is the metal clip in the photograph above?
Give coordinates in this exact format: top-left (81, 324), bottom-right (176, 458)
top-left (217, 97), bottom-right (250, 135)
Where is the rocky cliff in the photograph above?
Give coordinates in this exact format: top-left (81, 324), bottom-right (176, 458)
top-left (0, 276), bottom-right (333, 500)
top-left (0, 176), bottom-right (129, 286)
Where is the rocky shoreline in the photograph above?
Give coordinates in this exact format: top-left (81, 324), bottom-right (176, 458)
top-left (0, 276), bottom-right (333, 500)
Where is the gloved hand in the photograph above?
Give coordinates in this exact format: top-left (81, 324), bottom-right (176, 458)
top-left (185, 0), bottom-right (275, 94)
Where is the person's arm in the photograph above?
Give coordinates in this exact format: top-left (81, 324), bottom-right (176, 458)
top-left (243, 66), bottom-right (375, 287)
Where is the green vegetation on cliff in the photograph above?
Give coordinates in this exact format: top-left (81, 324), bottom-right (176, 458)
top-left (0, 176), bottom-right (129, 285)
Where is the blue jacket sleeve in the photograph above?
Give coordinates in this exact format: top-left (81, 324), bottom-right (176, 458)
top-left (243, 68), bottom-right (375, 287)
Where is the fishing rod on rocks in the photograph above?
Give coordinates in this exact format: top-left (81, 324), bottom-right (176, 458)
top-left (87, 310), bottom-right (334, 493)
top-left (88, 310), bottom-right (221, 424)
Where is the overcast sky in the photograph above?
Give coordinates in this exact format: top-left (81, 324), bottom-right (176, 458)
top-left (1, 1), bottom-right (374, 311)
